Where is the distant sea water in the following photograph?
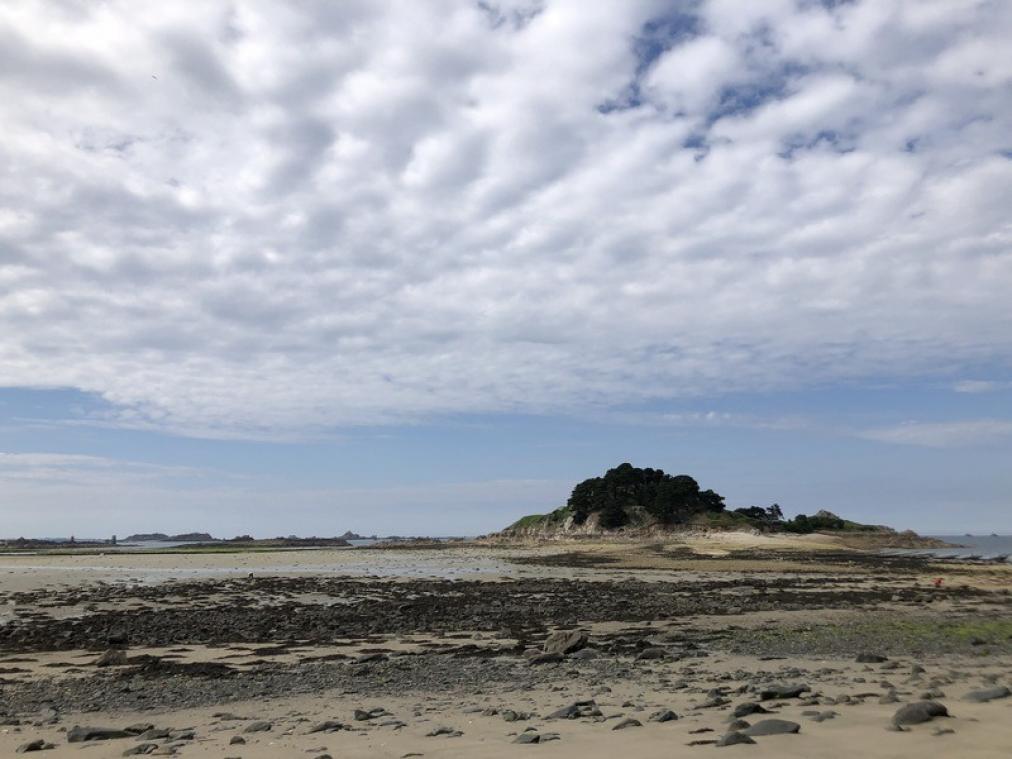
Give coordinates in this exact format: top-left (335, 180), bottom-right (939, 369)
top-left (4, 537), bottom-right (411, 553)
top-left (885, 534), bottom-right (1012, 562)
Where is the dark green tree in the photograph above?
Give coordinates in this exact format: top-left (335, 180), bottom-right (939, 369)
top-left (565, 463), bottom-right (725, 527)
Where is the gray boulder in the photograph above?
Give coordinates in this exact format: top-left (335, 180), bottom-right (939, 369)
top-left (759, 684), bottom-right (809, 700)
top-left (513, 733), bottom-right (540, 744)
top-left (743, 719), bottom-right (801, 736)
top-left (547, 700), bottom-right (602, 719)
top-left (67, 726), bottom-right (130, 742)
top-left (15, 740), bottom-right (53, 753)
top-left (635, 647), bottom-right (666, 661)
top-left (95, 649), bottom-right (128, 667)
top-left (892, 701), bottom-right (949, 726)
top-left (543, 629), bottom-right (588, 655)
top-left (731, 702), bottom-right (770, 719)
top-left (122, 745), bottom-right (158, 756)
top-left (717, 731), bottom-right (756, 747)
top-left (611, 718), bottom-right (642, 730)
top-left (963, 686), bottom-right (1010, 703)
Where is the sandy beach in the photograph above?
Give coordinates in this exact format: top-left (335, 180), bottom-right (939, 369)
top-left (1, 539), bottom-right (1010, 757)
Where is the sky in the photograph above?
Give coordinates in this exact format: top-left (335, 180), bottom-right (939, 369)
top-left (1, 0), bottom-right (1010, 538)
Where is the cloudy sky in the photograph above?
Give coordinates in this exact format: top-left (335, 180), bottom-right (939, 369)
top-left (1, 0), bottom-right (1010, 537)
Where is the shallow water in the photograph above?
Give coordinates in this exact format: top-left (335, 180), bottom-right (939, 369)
top-left (886, 534), bottom-right (1012, 562)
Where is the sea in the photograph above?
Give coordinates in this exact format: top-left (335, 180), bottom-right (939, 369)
top-left (885, 534), bottom-right (1012, 562)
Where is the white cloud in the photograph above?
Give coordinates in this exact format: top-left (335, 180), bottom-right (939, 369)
top-left (645, 35), bottom-right (742, 114)
top-left (859, 419), bottom-right (1012, 448)
top-left (0, 451), bottom-right (213, 485)
top-left (0, 0), bottom-right (1010, 438)
top-left (953, 379), bottom-right (1012, 394)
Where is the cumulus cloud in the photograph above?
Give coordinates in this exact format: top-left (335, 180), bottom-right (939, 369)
top-left (0, 0), bottom-right (1010, 438)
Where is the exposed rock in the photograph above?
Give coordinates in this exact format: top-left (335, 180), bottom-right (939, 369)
top-left (67, 726), bottom-right (130, 742)
top-left (635, 647), bottom-right (666, 661)
top-left (543, 629), bottom-right (588, 655)
top-left (759, 684), bottom-right (809, 700)
top-left (742, 719), bottom-right (801, 736)
top-left (612, 718), bottom-right (642, 730)
top-left (731, 702), bottom-right (770, 719)
top-left (963, 686), bottom-right (1010, 703)
top-left (307, 720), bottom-right (345, 733)
top-left (547, 700), bottom-right (602, 719)
top-left (717, 731), bottom-right (756, 747)
top-left (426, 725), bottom-right (462, 737)
top-left (95, 649), bottom-right (129, 667)
top-left (135, 729), bottom-right (170, 741)
top-left (892, 701), bottom-right (949, 726)
top-left (122, 745), bottom-right (158, 756)
top-left (15, 739), bottom-right (53, 753)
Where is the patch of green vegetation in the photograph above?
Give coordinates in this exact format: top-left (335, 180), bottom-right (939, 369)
top-left (509, 514), bottom-right (549, 530)
top-left (728, 615), bottom-right (1012, 657)
top-left (697, 511), bottom-right (755, 528)
top-left (508, 505), bottom-right (572, 531)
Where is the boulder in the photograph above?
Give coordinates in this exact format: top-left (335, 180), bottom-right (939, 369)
top-left (611, 718), bottom-right (642, 730)
top-left (547, 700), bottom-right (601, 720)
top-left (963, 686), bottom-right (1010, 703)
top-left (68, 726), bottom-right (130, 742)
top-left (95, 649), bottom-right (128, 667)
top-left (543, 630), bottom-right (589, 656)
top-left (892, 701), bottom-right (949, 726)
top-left (759, 684), bottom-right (809, 700)
top-left (15, 740), bottom-right (53, 753)
top-left (731, 702), bottom-right (770, 719)
top-left (742, 719), bottom-right (801, 736)
top-left (717, 731), bottom-right (756, 747)
top-left (122, 745), bottom-right (158, 756)
top-left (635, 647), bottom-right (666, 661)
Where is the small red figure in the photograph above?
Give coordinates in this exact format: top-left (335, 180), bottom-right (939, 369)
top-left (932, 577), bottom-right (943, 588)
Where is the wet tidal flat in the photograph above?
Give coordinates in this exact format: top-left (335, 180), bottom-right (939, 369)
top-left (0, 545), bottom-right (1010, 757)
